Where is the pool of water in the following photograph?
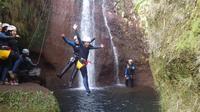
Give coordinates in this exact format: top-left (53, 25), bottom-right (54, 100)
top-left (54, 86), bottom-right (160, 112)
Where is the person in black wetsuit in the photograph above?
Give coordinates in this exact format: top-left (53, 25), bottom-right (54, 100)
top-left (57, 33), bottom-right (95, 88)
top-left (73, 24), bottom-right (104, 95)
top-left (57, 34), bottom-right (80, 79)
top-left (124, 59), bottom-right (136, 87)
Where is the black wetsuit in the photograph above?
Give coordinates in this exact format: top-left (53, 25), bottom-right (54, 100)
top-left (58, 37), bottom-right (80, 81)
top-left (75, 30), bottom-right (101, 93)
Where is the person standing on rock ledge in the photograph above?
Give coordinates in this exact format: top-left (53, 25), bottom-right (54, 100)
top-left (73, 24), bottom-right (104, 95)
top-left (124, 59), bottom-right (136, 87)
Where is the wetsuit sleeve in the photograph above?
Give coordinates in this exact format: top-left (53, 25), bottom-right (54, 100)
top-left (25, 57), bottom-right (37, 67)
top-left (89, 38), bottom-right (95, 44)
top-left (8, 39), bottom-right (19, 54)
top-left (89, 45), bottom-right (102, 50)
top-left (124, 68), bottom-right (128, 77)
top-left (12, 57), bottom-right (23, 73)
top-left (0, 36), bottom-right (13, 41)
top-left (62, 37), bottom-right (75, 46)
top-left (74, 29), bottom-right (83, 47)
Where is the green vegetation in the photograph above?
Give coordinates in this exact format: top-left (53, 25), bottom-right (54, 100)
top-left (0, 91), bottom-right (59, 112)
top-left (0, 0), bottom-right (51, 50)
top-left (116, 0), bottom-right (200, 111)
top-left (137, 0), bottom-right (200, 112)
top-left (0, 1), bottom-right (59, 112)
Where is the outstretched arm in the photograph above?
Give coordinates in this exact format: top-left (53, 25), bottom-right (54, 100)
top-left (124, 67), bottom-right (129, 78)
top-left (89, 44), bottom-right (104, 50)
top-left (25, 57), bottom-right (37, 67)
top-left (73, 24), bottom-right (83, 47)
top-left (62, 36), bottom-right (75, 47)
top-left (0, 35), bottom-right (14, 41)
top-left (89, 38), bottom-right (95, 44)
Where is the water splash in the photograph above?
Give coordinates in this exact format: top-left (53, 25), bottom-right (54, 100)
top-left (102, 0), bottom-right (120, 84)
top-left (79, 0), bottom-right (96, 88)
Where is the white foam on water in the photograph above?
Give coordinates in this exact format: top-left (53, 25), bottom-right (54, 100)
top-left (79, 0), bottom-right (96, 88)
top-left (69, 87), bottom-right (104, 91)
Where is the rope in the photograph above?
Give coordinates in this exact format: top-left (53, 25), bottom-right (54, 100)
top-left (28, 0), bottom-right (48, 49)
top-left (36, 3), bottom-right (52, 64)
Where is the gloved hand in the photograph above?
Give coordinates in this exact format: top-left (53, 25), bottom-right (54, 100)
top-left (61, 34), bottom-right (65, 37)
top-left (100, 44), bottom-right (104, 48)
top-left (125, 75), bottom-right (129, 79)
top-left (33, 63), bottom-right (39, 67)
top-left (16, 35), bottom-right (20, 38)
top-left (73, 24), bottom-right (78, 30)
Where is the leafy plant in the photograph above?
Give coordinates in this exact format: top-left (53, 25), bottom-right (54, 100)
top-left (134, 0), bottom-right (200, 111)
top-left (0, 91), bottom-right (60, 112)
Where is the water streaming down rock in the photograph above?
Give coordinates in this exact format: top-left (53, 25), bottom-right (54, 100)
top-left (102, 0), bottom-right (120, 84)
top-left (79, 0), bottom-right (96, 88)
top-left (43, 0), bottom-right (154, 89)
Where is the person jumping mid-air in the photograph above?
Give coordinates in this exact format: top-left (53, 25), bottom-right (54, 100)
top-left (57, 31), bottom-right (95, 88)
top-left (73, 24), bottom-right (104, 95)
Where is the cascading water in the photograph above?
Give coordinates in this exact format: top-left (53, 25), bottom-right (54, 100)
top-left (79, 0), bottom-right (96, 88)
top-left (102, 0), bottom-right (120, 84)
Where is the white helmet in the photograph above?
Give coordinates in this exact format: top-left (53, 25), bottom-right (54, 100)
top-left (82, 35), bottom-right (91, 42)
top-left (128, 59), bottom-right (133, 63)
top-left (7, 25), bottom-right (17, 31)
top-left (22, 49), bottom-right (30, 55)
top-left (2, 23), bottom-right (9, 28)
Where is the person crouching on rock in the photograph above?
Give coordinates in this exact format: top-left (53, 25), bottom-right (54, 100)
top-left (8, 49), bottom-right (37, 85)
top-left (74, 24), bottom-right (104, 95)
top-left (124, 59), bottom-right (136, 87)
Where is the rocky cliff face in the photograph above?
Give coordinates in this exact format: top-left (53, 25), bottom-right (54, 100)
top-left (135, 0), bottom-right (200, 111)
top-left (42, 0), bottom-right (153, 89)
top-left (42, 0), bottom-right (80, 88)
top-left (105, 0), bottom-right (153, 87)
top-left (44, 0), bottom-right (78, 69)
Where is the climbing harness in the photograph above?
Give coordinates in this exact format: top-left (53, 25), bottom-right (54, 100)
top-left (76, 58), bottom-right (87, 69)
top-left (76, 60), bottom-right (85, 69)
top-left (76, 58), bottom-right (92, 69)
top-left (0, 49), bottom-right (11, 60)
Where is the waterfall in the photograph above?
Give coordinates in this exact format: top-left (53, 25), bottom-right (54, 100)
top-left (102, 0), bottom-right (120, 84)
top-left (79, 0), bottom-right (96, 88)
